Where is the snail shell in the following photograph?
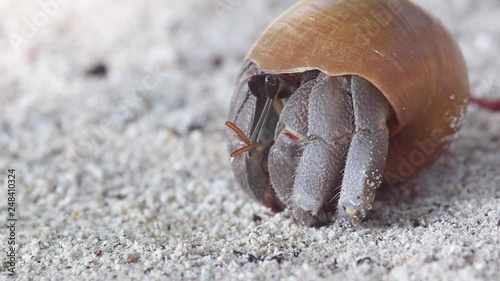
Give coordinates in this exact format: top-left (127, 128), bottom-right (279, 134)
top-left (246, 0), bottom-right (469, 183)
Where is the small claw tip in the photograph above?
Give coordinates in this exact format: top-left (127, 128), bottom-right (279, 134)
top-left (340, 206), bottom-right (364, 227)
top-left (345, 206), bottom-right (362, 218)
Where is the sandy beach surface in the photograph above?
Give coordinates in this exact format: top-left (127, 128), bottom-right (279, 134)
top-left (0, 0), bottom-right (499, 280)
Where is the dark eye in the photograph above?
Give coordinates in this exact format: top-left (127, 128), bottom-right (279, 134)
top-left (265, 75), bottom-right (278, 86)
top-left (247, 74), bottom-right (267, 98)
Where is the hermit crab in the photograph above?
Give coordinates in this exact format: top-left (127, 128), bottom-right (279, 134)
top-left (226, 0), bottom-right (470, 227)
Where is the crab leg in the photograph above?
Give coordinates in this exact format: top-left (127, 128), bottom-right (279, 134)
top-left (337, 76), bottom-right (391, 227)
top-left (269, 74), bottom-right (354, 226)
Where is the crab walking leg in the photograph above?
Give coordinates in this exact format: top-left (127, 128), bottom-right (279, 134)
top-left (268, 79), bottom-right (315, 209)
top-left (272, 74), bottom-right (354, 226)
top-left (338, 76), bottom-right (391, 226)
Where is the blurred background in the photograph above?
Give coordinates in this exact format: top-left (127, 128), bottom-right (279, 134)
top-left (0, 0), bottom-right (499, 280)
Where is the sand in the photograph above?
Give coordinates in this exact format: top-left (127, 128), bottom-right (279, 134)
top-left (0, 0), bottom-right (499, 280)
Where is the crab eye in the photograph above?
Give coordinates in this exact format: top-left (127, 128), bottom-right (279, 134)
top-left (248, 74), bottom-right (267, 98)
top-left (265, 75), bottom-right (280, 99)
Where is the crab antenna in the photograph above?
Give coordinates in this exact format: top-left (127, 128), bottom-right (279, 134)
top-left (225, 121), bottom-right (256, 157)
top-left (225, 121), bottom-right (252, 145)
top-left (229, 143), bottom-right (256, 158)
